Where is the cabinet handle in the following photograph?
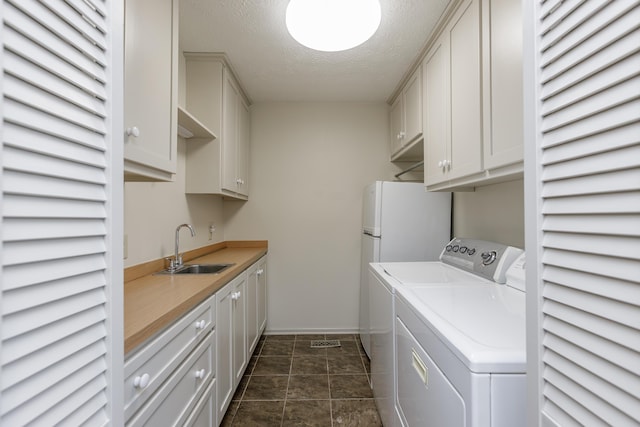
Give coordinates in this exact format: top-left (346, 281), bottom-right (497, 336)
top-left (195, 369), bottom-right (206, 380)
top-left (399, 131), bottom-right (405, 139)
top-left (231, 291), bottom-right (241, 300)
top-left (133, 373), bottom-right (150, 389)
top-left (195, 320), bottom-right (206, 330)
top-left (257, 269), bottom-right (264, 276)
top-left (126, 126), bottom-right (140, 137)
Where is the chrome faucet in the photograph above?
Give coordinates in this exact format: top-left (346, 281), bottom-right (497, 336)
top-left (170, 223), bottom-right (195, 271)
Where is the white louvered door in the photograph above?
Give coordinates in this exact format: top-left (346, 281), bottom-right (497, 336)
top-left (1, 0), bottom-right (124, 425)
top-left (524, 0), bottom-right (640, 426)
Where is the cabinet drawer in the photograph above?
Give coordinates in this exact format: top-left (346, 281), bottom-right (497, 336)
top-left (184, 377), bottom-right (216, 427)
top-left (128, 330), bottom-right (216, 427)
top-left (125, 295), bottom-right (215, 420)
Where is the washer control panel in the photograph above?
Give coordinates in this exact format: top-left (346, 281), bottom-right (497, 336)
top-left (440, 238), bottom-right (523, 283)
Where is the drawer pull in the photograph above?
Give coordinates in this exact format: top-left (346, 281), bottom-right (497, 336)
top-left (195, 369), bottom-right (206, 380)
top-left (411, 349), bottom-right (428, 387)
top-left (257, 269), bottom-right (264, 276)
top-left (133, 373), bottom-right (150, 389)
top-left (195, 320), bottom-right (206, 330)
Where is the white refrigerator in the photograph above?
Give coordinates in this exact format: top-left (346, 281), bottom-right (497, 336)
top-left (359, 181), bottom-right (451, 358)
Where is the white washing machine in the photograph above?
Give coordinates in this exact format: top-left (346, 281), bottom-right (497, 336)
top-left (369, 238), bottom-right (526, 427)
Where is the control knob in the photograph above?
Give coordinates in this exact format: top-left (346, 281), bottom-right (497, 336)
top-left (481, 251), bottom-right (497, 266)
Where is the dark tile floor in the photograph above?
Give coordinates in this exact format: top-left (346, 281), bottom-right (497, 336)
top-left (220, 334), bottom-right (382, 426)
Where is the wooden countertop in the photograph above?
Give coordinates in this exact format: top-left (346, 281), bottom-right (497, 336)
top-left (124, 240), bottom-right (268, 354)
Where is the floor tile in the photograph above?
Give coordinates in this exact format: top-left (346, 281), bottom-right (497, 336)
top-left (326, 339), bottom-right (359, 355)
top-left (253, 356), bottom-right (292, 375)
top-left (265, 334), bottom-right (297, 341)
top-left (332, 399), bottom-right (382, 426)
top-left (329, 375), bottom-right (374, 399)
top-left (294, 340), bottom-right (328, 356)
top-left (231, 400), bottom-right (285, 426)
top-left (261, 340), bottom-right (295, 356)
top-left (243, 375), bottom-right (289, 400)
top-left (295, 334), bottom-right (326, 340)
top-left (283, 400), bottom-right (332, 426)
top-left (219, 400), bottom-right (239, 427)
top-left (291, 355), bottom-right (328, 375)
top-left (327, 333), bottom-right (356, 341)
top-left (232, 375), bottom-right (249, 401)
top-left (327, 354), bottom-right (366, 374)
top-left (223, 333), bottom-right (380, 426)
top-left (287, 375), bottom-right (330, 399)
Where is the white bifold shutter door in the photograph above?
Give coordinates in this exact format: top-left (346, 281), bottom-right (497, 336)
top-left (526, 0), bottom-right (640, 426)
top-left (1, 0), bottom-right (123, 425)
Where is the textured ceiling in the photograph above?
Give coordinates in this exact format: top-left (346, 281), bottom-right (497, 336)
top-left (179, 0), bottom-right (451, 103)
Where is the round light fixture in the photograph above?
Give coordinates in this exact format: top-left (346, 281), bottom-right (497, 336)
top-left (285, 0), bottom-right (381, 52)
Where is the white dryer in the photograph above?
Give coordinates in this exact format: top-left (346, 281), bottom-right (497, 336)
top-left (369, 238), bottom-right (526, 427)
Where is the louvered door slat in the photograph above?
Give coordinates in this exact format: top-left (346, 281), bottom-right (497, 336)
top-left (4, 98), bottom-right (106, 149)
top-left (3, 123), bottom-right (106, 167)
top-left (543, 364), bottom-right (638, 426)
top-left (542, 121), bottom-right (640, 164)
top-left (543, 214), bottom-right (640, 236)
top-left (4, 146), bottom-right (106, 184)
top-left (544, 282), bottom-right (639, 329)
top-left (4, 50), bottom-right (107, 118)
top-left (541, 2), bottom-right (639, 72)
top-left (544, 301), bottom-right (639, 353)
top-left (1, 0), bottom-right (122, 424)
top-left (6, 0), bottom-right (105, 65)
top-left (542, 191), bottom-right (640, 214)
top-left (543, 144), bottom-right (640, 181)
top-left (40, 0), bottom-right (107, 48)
top-left (541, 29), bottom-right (640, 103)
top-left (3, 217), bottom-right (106, 242)
top-left (528, 1), bottom-right (640, 422)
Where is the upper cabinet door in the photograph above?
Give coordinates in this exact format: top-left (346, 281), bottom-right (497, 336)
top-left (389, 95), bottom-right (404, 155)
top-left (236, 99), bottom-right (251, 197)
top-left (448, 0), bottom-right (483, 181)
top-left (482, 0), bottom-right (523, 169)
top-left (403, 66), bottom-right (423, 146)
top-left (222, 72), bottom-right (239, 194)
top-left (124, 0), bottom-right (178, 181)
top-left (423, 38), bottom-right (449, 186)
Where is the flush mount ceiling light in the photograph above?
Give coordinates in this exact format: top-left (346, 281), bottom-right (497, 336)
top-left (286, 0), bottom-right (381, 52)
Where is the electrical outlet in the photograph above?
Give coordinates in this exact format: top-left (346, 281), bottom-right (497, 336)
top-left (208, 223), bottom-right (216, 240)
top-left (124, 234), bottom-right (128, 259)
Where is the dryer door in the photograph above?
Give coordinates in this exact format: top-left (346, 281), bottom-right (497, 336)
top-left (395, 316), bottom-right (465, 427)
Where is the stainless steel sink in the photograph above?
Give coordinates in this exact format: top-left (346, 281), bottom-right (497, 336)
top-left (156, 263), bottom-right (234, 275)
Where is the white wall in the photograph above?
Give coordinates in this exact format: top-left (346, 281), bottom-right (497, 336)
top-left (223, 102), bottom-right (395, 333)
top-left (452, 179), bottom-right (525, 248)
top-left (123, 140), bottom-right (225, 267)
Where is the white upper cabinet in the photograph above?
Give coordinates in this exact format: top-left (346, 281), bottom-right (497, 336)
top-left (423, 0), bottom-right (524, 190)
top-left (124, 0), bottom-right (178, 181)
top-left (424, 0), bottom-right (483, 187)
top-left (482, 0), bottom-right (523, 169)
top-left (184, 54), bottom-right (250, 200)
top-left (390, 66), bottom-right (424, 161)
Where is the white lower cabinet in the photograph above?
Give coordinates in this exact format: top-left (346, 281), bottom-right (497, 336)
top-left (246, 256), bottom-right (267, 354)
top-left (184, 379), bottom-right (217, 427)
top-left (216, 273), bottom-right (246, 422)
top-left (124, 295), bottom-right (216, 426)
top-left (126, 256), bottom-right (267, 426)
